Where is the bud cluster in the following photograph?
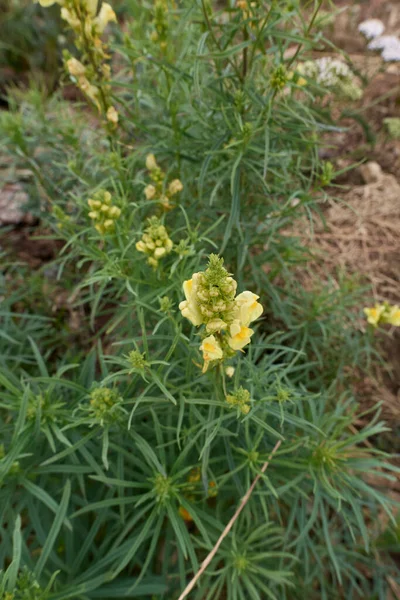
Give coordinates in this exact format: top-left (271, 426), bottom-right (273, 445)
top-left (226, 386), bottom-right (251, 415)
top-left (270, 65), bottom-right (288, 91)
top-left (150, 0), bottom-right (176, 52)
top-left (2, 568), bottom-right (45, 600)
top-left (88, 190), bottom-right (121, 234)
top-left (0, 444), bottom-right (20, 479)
top-left (144, 154), bottom-right (183, 211)
top-left (179, 255), bottom-right (263, 372)
top-left (135, 216), bottom-right (173, 268)
top-left (89, 386), bottom-right (123, 425)
top-left (52, 205), bottom-right (72, 231)
top-left (364, 303), bottom-right (400, 327)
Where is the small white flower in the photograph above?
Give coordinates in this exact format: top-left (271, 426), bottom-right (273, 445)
top-left (382, 45), bottom-right (400, 62)
top-left (368, 35), bottom-right (400, 51)
top-left (358, 19), bottom-right (385, 39)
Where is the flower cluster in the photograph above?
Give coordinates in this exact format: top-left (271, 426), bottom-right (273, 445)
top-left (88, 190), bottom-right (121, 234)
top-left (39, 0), bottom-right (118, 122)
top-left (298, 58), bottom-right (362, 100)
top-left (144, 154), bottom-right (183, 210)
top-left (135, 216), bottom-right (173, 268)
top-left (367, 35), bottom-right (400, 62)
top-left (364, 303), bottom-right (400, 327)
top-left (358, 19), bottom-right (385, 40)
top-left (226, 386), bottom-right (251, 415)
top-left (179, 255), bottom-right (263, 372)
top-left (88, 386), bottom-right (124, 425)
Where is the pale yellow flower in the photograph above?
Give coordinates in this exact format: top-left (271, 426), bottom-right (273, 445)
top-left (88, 198), bottom-right (102, 209)
top-left (168, 179), bottom-right (183, 196)
top-left (106, 106), bottom-right (119, 125)
top-left (108, 206), bottom-right (121, 218)
top-left (146, 154), bottom-right (158, 171)
top-left (144, 184), bottom-right (156, 200)
top-left (364, 304), bottom-right (386, 326)
top-left (228, 320), bottom-right (254, 350)
top-left (179, 277), bottom-right (203, 326)
top-left (66, 57), bottom-right (86, 77)
top-left (79, 78), bottom-right (100, 110)
top-left (386, 305), bottom-right (400, 326)
top-left (136, 241), bottom-right (147, 252)
top-left (225, 366), bottom-right (235, 378)
top-left (61, 7), bottom-right (80, 27)
top-left (154, 247), bottom-right (167, 259)
top-left (103, 219), bottom-right (115, 230)
top-left (206, 318), bottom-right (227, 333)
top-left (86, 0), bottom-right (99, 17)
top-left (95, 2), bottom-right (117, 33)
top-left (200, 335), bottom-right (223, 371)
top-left (233, 291), bottom-right (263, 326)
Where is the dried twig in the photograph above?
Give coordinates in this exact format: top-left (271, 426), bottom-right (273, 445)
top-left (178, 439), bottom-right (282, 600)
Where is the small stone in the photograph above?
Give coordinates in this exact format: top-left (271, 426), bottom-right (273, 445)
top-left (359, 161), bottom-right (383, 184)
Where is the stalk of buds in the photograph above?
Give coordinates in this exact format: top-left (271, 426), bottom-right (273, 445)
top-left (88, 189), bottom-right (121, 234)
top-left (135, 216), bottom-right (174, 268)
top-left (144, 154), bottom-right (183, 211)
top-left (39, 0), bottom-right (118, 126)
top-left (179, 255), bottom-right (263, 373)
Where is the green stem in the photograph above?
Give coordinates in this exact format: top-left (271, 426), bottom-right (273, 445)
top-left (287, 0), bottom-right (324, 69)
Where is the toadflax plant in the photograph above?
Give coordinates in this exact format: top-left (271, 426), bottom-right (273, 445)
top-left (0, 0), bottom-right (399, 599)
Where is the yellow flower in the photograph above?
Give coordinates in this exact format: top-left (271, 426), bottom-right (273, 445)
top-left (386, 305), bottom-right (400, 326)
top-left (144, 184), bottom-right (156, 200)
top-left (179, 277), bottom-right (203, 326)
top-left (103, 219), bottom-right (115, 230)
top-left (179, 506), bottom-right (193, 522)
top-left (233, 291), bottom-right (263, 326)
top-left (188, 467), bottom-right (201, 483)
top-left (364, 304), bottom-right (386, 326)
top-left (88, 198), bottom-right (102, 209)
top-left (86, 0), bottom-right (99, 17)
top-left (66, 58), bottom-right (86, 77)
top-left (95, 2), bottom-right (117, 33)
top-left (228, 320), bottom-right (254, 351)
top-left (206, 318), bottom-right (227, 333)
top-left (107, 206), bottom-right (120, 218)
top-left (136, 240), bottom-right (147, 253)
top-left (200, 335), bottom-right (223, 371)
top-left (106, 106), bottom-right (118, 125)
top-left (168, 179), bottom-right (183, 196)
top-left (61, 7), bottom-right (80, 27)
top-left (146, 153), bottom-right (158, 171)
top-left (79, 78), bottom-right (100, 110)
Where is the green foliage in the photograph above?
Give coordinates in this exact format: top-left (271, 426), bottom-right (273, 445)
top-left (0, 1), bottom-right (399, 599)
